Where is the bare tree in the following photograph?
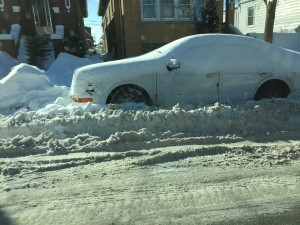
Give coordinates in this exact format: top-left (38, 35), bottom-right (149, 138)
top-left (263, 0), bottom-right (278, 43)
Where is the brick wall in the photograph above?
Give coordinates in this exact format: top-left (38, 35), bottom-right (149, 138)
top-left (102, 0), bottom-right (226, 59)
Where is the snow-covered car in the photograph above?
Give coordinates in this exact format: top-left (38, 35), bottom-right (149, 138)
top-left (70, 34), bottom-right (300, 106)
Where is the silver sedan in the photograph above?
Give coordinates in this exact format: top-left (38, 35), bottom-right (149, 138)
top-left (70, 34), bottom-right (300, 106)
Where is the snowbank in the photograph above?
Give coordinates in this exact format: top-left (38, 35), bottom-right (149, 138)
top-left (0, 64), bottom-right (68, 113)
top-left (1, 99), bottom-right (300, 157)
top-left (47, 52), bottom-right (97, 86)
top-left (0, 51), bottom-right (18, 79)
top-left (0, 51), bottom-right (101, 114)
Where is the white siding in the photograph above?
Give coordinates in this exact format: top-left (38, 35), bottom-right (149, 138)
top-left (236, 0), bottom-right (300, 34)
top-left (274, 0), bottom-right (300, 32)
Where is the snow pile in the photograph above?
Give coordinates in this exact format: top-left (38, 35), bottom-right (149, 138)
top-left (47, 53), bottom-right (96, 86)
top-left (0, 51), bottom-right (18, 79)
top-left (1, 99), bottom-right (300, 157)
top-left (0, 64), bottom-right (68, 114)
top-left (0, 52), bottom-right (101, 114)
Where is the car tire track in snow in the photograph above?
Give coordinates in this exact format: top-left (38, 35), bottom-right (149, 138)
top-left (1, 141), bottom-right (300, 177)
top-left (1, 154), bottom-right (300, 225)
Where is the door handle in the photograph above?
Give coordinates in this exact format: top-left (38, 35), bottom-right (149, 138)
top-left (258, 72), bottom-right (268, 76)
top-left (205, 73), bottom-right (216, 78)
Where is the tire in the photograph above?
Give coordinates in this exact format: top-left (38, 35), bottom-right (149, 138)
top-left (108, 85), bottom-right (151, 105)
top-left (254, 80), bottom-right (290, 100)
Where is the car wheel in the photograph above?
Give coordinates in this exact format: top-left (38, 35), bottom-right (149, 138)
top-left (254, 80), bottom-right (290, 100)
top-left (108, 85), bottom-right (151, 105)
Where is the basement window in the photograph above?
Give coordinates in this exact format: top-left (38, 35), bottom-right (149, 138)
top-left (142, 43), bottom-right (165, 54)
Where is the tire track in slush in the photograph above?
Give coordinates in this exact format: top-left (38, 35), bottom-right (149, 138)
top-left (10, 177), bottom-right (300, 225)
top-left (81, 181), bottom-right (300, 224)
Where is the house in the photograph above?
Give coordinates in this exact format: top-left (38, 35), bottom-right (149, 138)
top-left (0, 0), bottom-right (90, 61)
top-left (235, 0), bottom-right (300, 34)
top-left (98, 0), bottom-right (235, 60)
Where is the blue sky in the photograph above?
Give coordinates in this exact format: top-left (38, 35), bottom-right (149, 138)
top-left (84, 0), bottom-right (102, 44)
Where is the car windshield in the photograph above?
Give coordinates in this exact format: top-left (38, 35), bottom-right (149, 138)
top-left (1, 1), bottom-right (300, 225)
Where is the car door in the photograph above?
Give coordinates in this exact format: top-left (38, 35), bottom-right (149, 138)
top-left (156, 46), bottom-right (220, 106)
top-left (218, 43), bottom-right (273, 102)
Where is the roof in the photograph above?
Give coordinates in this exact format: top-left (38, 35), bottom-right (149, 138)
top-left (98, 0), bottom-right (109, 16)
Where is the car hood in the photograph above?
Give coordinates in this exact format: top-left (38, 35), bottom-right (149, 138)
top-left (74, 50), bottom-right (166, 79)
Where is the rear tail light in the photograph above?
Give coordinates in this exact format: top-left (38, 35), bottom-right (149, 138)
top-left (72, 97), bottom-right (93, 103)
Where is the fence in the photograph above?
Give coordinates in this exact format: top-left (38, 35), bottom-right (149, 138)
top-left (246, 32), bottom-right (300, 52)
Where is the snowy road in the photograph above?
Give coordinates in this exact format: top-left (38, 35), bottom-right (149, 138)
top-left (1, 142), bottom-right (300, 225)
top-left (1, 99), bottom-right (300, 224)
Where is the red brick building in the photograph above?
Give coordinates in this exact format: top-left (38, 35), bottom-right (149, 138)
top-left (0, 0), bottom-right (89, 59)
top-left (98, 0), bottom-right (235, 60)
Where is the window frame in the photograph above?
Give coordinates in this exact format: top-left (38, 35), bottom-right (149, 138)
top-left (178, 0), bottom-right (192, 20)
top-left (247, 6), bottom-right (254, 27)
top-left (141, 0), bottom-right (193, 22)
top-left (141, 0), bottom-right (158, 21)
top-left (160, 0), bottom-right (175, 21)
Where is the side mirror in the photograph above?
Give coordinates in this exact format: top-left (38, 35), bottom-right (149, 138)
top-left (167, 58), bottom-right (180, 71)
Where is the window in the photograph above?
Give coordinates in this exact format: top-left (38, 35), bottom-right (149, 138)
top-left (178, 0), bottom-right (191, 19)
top-left (32, 0), bottom-right (53, 35)
top-left (142, 43), bottom-right (165, 54)
top-left (247, 6), bottom-right (254, 26)
top-left (141, 0), bottom-right (193, 21)
top-left (141, 0), bottom-right (157, 20)
top-left (161, 0), bottom-right (174, 20)
top-left (193, 0), bottom-right (205, 21)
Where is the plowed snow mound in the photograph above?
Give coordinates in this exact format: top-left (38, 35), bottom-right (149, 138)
top-left (1, 99), bottom-right (300, 157)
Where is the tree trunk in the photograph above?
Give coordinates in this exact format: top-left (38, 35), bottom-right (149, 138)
top-left (225, 0), bottom-right (230, 26)
top-left (263, 0), bottom-right (278, 43)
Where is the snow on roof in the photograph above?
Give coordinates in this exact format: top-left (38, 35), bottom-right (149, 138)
top-left (10, 24), bottom-right (21, 45)
top-left (0, 24), bottom-right (21, 45)
top-left (0, 34), bottom-right (13, 40)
